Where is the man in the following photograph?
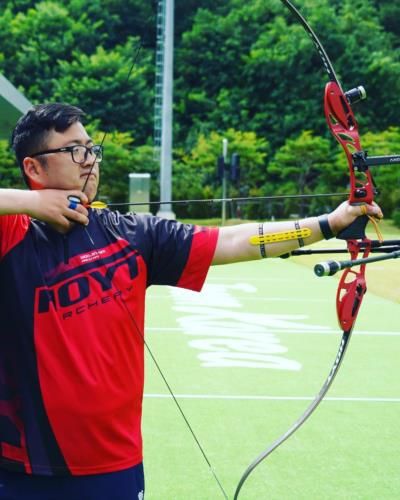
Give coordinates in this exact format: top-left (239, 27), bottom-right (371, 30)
top-left (0, 103), bottom-right (382, 499)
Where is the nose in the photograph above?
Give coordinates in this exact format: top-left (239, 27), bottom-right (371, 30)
top-left (82, 148), bottom-right (97, 167)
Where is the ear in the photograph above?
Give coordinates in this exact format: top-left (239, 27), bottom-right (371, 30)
top-left (22, 157), bottom-right (45, 190)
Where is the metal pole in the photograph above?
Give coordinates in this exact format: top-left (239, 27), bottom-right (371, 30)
top-left (221, 138), bottom-right (228, 225)
top-left (157, 0), bottom-right (175, 219)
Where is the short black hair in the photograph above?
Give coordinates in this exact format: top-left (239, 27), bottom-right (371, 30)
top-left (11, 103), bottom-right (85, 186)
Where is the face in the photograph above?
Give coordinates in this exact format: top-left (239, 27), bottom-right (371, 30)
top-left (24, 121), bottom-right (100, 202)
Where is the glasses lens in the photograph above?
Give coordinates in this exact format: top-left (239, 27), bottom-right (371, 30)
top-left (92, 145), bottom-right (103, 162)
top-left (72, 145), bottom-right (86, 164)
top-left (71, 145), bottom-right (103, 164)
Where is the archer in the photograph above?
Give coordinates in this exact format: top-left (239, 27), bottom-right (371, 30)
top-left (0, 103), bottom-right (382, 499)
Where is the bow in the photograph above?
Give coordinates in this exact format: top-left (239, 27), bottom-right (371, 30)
top-left (233, 1), bottom-right (380, 497)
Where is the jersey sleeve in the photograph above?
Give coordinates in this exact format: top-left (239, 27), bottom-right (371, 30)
top-left (0, 214), bottom-right (30, 260)
top-left (122, 214), bottom-right (219, 292)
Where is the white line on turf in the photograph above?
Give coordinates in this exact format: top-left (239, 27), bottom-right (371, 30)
top-left (144, 394), bottom-right (400, 403)
top-left (145, 327), bottom-right (400, 336)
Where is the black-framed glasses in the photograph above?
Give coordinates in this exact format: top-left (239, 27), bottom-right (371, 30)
top-left (31, 144), bottom-right (103, 165)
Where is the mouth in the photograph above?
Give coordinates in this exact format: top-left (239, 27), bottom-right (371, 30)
top-left (80, 173), bottom-right (97, 180)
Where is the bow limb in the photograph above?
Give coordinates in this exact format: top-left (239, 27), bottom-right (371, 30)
top-left (233, 327), bottom-right (352, 500)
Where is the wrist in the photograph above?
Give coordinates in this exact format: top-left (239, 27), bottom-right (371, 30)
top-left (22, 190), bottom-right (40, 217)
top-left (0, 189), bottom-right (35, 216)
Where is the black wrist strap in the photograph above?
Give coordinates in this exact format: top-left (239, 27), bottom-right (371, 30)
top-left (318, 215), bottom-right (335, 240)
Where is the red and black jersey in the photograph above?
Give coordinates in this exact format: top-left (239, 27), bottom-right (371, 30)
top-left (0, 209), bottom-right (218, 476)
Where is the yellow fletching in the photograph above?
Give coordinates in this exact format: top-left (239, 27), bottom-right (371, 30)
top-left (250, 227), bottom-right (312, 245)
top-left (90, 201), bottom-right (108, 209)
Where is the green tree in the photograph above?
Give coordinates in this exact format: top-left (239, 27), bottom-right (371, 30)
top-left (0, 2), bottom-right (103, 101)
top-left (356, 127), bottom-right (400, 216)
top-left (372, 0), bottom-right (400, 43)
top-left (61, 0), bottom-right (156, 49)
top-left (0, 141), bottom-right (24, 189)
top-left (52, 39), bottom-right (153, 143)
top-left (93, 130), bottom-right (159, 206)
top-left (267, 130), bottom-right (338, 217)
top-left (173, 128), bottom-right (269, 218)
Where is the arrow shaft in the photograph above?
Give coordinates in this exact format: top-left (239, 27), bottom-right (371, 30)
top-left (104, 192), bottom-right (348, 207)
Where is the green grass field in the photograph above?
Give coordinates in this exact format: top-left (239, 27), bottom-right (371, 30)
top-left (141, 229), bottom-right (400, 499)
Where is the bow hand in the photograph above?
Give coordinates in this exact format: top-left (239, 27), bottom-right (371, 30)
top-left (327, 201), bottom-right (383, 240)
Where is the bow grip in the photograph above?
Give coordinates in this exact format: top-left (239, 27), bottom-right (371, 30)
top-left (336, 214), bottom-right (368, 241)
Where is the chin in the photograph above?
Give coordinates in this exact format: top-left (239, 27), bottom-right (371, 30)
top-left (87, 187), bottom-right (99, 204)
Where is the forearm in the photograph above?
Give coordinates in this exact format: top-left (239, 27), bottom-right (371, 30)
top-left (212, 217), bottom-right (324, 265)
top-left (0, 189), bottom-right (37, 216)
top-left (212, 201), bottom-right (383, 265)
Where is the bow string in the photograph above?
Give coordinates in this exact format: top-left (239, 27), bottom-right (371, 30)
top-left (78, 46), bottom-right (230, 500)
